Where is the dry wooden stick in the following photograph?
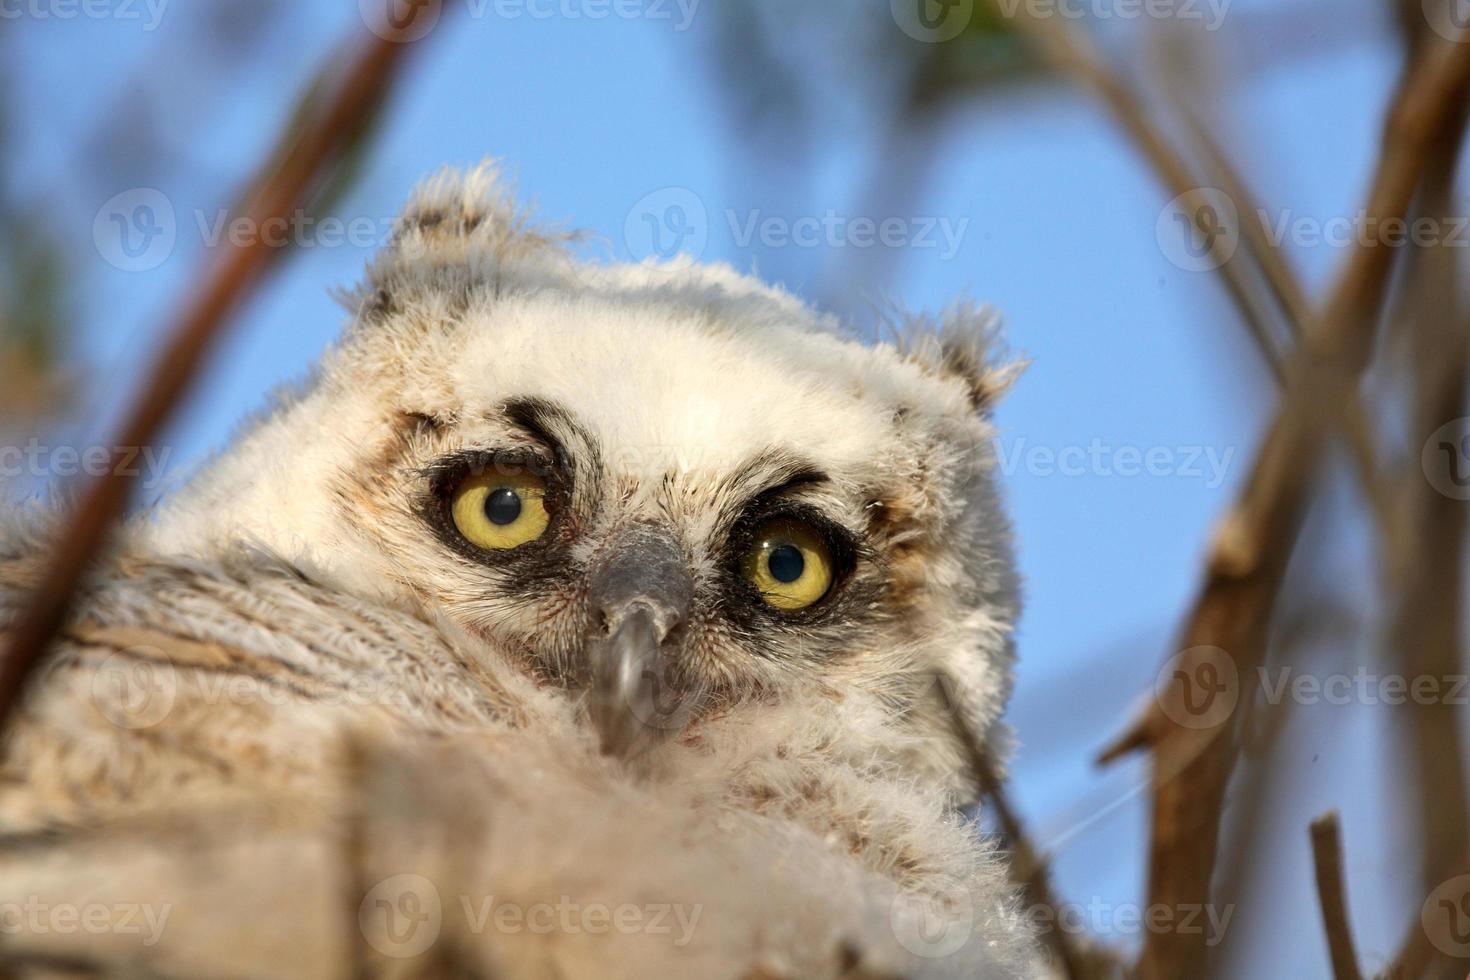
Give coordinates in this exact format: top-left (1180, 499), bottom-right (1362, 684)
top-left (0, 8), bottom-right (443, 730)
top-left (1309, 812), bottom-right (1364, 980)
top-left (975, 757), bottom-right (1101, 980)
top-left (1101, 29), bottom-right (1470, 980)
top-left (944, 694), bottom-right (1111, 980)
top-left (1012, 9), bottom-right (1391, 541)
top-left (1169, 102), bottom-right (1394, 537)
top-left (1382, 85), bottom-right (1470, 980)
top-left (1011, 13), bottom-right (1287, 378)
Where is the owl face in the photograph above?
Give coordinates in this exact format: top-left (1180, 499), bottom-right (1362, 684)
top-left (152, 166), bottom-right (1019, 789)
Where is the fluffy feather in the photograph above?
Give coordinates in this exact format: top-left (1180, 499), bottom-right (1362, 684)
top-left (0, 163), bottom-right (1040, 977)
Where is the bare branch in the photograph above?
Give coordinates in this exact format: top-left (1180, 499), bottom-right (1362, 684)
top-left (1309, 812), bottom-right (1364, 980)
top-left (947, 700), bottom-right (1121, 980)
top-left (1099, 29), bottom-right (1470, 980)
top-left (1012, 14), bottom-right (1287, 378)
top-left (1014, 10), bottom-right (1393, 546)
top-left (0, 8), bottom-right (444, 731)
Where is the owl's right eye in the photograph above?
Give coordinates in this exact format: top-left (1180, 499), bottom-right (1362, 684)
top-left (449, 471), bottom-right (550, 550)
top-left (739, 518), bottom-right (836, 611)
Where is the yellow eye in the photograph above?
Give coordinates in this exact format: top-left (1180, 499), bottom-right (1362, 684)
top-left (450, 471), bottom-right (550, 551)
top-left (740, 519), bottom-right (835, 611)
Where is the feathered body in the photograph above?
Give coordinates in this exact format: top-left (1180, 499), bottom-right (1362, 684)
top-left (0, 165), bottom-right (1040, 978)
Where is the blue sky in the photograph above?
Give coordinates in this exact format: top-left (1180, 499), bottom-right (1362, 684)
top-left (7, 0), bottom-right (1429, 972)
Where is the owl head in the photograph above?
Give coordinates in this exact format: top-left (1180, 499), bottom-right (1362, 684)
top-left (150, 164), bottom-right (1021, 802)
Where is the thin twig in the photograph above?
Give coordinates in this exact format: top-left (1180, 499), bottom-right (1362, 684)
top-left (1012, 14), bottom-right (1287, 378)
top-left (1015, 8), bottom-right (1396, 553)
top-left (1095, 29), bottom-right (1470, 980)
top-left (1309, 812), bottom-right (1364, 980)
top-left (1170, 101), bottom-right (1395, 535)
top-left (0, 8), bottom-right (443, 730)
top-left (1382, 90), bottom-right (1470, 980)
top-left (948, 701), bottom-right (1120, 980)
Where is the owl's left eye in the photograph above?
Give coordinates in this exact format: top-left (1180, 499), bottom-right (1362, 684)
top-left (449, 471), bottom-right (550, 550)
top-left (740, 519), bottom-right (835, 611)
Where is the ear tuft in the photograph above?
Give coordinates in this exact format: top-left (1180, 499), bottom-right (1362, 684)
top-left (892, 302), bottom-right (1025, 414)
top-left (388, 160), bottom-right (579, 264)
top-left (338, 160), bottom-right (583, 327)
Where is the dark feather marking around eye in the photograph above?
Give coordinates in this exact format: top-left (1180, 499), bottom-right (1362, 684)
top-left (502, 398), bottom-right (579, 461)
top-left (713, 450), bottom-right (829, 533)
top-left (500, 396), bottom-right (602, 502)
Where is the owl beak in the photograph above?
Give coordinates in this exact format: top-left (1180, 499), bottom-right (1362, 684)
top-left (585, 527), bottom-right (693, 760)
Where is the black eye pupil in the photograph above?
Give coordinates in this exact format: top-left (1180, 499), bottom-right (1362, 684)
top-left (484, 488), bottom-right (523, 526)
top-left (768, 544), bottom-right (805, 584)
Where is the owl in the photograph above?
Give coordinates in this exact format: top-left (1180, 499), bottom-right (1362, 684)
top-left (0, 164), bottom-right (1040, 979)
